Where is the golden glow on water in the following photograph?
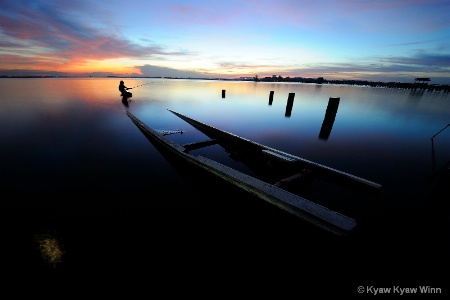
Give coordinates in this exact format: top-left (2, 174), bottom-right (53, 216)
top-left (35, 234), bottom-right (63, 267)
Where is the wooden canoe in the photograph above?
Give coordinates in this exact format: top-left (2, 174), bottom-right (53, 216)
top-left (126, 110), bottom-right (383, 236)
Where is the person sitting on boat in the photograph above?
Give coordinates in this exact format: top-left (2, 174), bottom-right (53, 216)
top-left (118, 80), bottom-right (132, 97)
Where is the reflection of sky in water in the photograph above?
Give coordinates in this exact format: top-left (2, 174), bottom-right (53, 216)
top-left (137, 80), bottom-right (450, 181)
top-left (1, 78), bottom-right (449, 198)
top-left (4, 78), bottom-right (449, 274)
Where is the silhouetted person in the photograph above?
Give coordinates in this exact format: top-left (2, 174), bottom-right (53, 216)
top-left (118, 80), bottom-right (132, 97)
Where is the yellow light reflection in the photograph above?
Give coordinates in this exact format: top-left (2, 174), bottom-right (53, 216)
top-left (35, 234), bottom-right (64, 268)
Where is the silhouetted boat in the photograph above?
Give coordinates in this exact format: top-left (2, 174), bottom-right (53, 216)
top-left (126, 109), bottom-right (383, 236)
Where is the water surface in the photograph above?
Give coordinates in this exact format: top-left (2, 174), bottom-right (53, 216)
top-left (1, 78), bottom-right (449, 293)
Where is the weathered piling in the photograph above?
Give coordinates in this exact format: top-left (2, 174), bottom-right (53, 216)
top-left (319, 97), bottom-right (340, 140)
top-left (269, 91), bottom-right (274, 105)
top-left (222, 89), bottom-right (226, 98)
top-left (285, 93), bottom-right (295, 117)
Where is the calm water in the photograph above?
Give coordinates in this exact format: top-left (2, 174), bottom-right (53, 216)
top-left (1, 78), bottom-right (449, 294)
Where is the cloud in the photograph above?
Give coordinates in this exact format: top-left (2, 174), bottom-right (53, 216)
top-left (383, 53), bottom-right (450, 67)
top-left (0, 0), bottom-right (449, 84)
top-left (137, 64), bottom-right (210, 78)
top-left (0, 0), bottom-right (191, 73)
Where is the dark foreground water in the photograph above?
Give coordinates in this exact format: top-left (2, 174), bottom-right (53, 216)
top-left (1, 78), bottom-right (449, 296)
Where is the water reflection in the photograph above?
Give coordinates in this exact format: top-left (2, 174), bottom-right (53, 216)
top-left (406, 89), bottom-right (424, 106)
top-left (2, 78), bottom-right (450, 278)
top-left (122, 96), bottom-right (131, 107)
top-left (35, 233), bottom-right (64, 268)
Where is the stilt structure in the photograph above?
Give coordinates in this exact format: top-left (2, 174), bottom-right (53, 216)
top-left (413, 78), bottom-right (430, 90)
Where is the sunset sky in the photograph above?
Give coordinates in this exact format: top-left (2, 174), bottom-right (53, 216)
top-left (1, 0), bottom-right (449, 84)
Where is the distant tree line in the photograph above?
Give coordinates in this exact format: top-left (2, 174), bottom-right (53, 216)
top-left (250, 75), bottom-right (449, 91)
top-left (2, 74), bottom-right (448, 92)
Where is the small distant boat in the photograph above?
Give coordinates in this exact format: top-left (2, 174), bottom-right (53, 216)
top-left (126, 109), bottom-right (383, 236)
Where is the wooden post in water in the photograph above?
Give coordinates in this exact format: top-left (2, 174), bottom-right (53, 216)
top-left (319, 97), bottom-right (340, 140)
top-left (222, 90), bottom-right (226, 98)
top-left (285, 93), bottom-right (295, 117)
top-left (269, 91), bottom-right (274, 105)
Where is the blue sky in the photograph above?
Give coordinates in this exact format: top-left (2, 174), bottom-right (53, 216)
top-left (1, 0), bottom-right (449, 83)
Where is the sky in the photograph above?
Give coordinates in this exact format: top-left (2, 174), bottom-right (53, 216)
top-left (1, 0), bottom-right (449, 84)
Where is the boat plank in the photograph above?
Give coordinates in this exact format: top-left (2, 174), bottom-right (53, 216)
top-left (183, 139), bottom-right (219, 151)
top-left (195, 155), bottom-right (357, 235)
top-left (274, 170), bottom-right (311, 187)
top-left (262, 149), bottom-right (297, 162)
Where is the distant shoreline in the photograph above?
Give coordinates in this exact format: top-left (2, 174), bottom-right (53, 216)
top-left (0, 75), bottom-right (449, 91)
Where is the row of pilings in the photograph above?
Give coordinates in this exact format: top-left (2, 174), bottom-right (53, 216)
top-left (222, 90), bottom-right (341, 140)
top-left (248, 77), bottom-right (450, 93)
top-left (324, 81), bottom-right (450, 92)
top-left (371, 82), bottom-right (450, 92)
top-left (269, 91), bottom-right (339, 139)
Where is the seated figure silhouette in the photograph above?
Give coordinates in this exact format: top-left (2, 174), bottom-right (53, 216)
top-left (118, 80), bottom-right (132, 97)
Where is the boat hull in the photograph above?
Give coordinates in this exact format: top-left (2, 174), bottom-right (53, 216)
top-left (125, 110), bottom-right (377, 236)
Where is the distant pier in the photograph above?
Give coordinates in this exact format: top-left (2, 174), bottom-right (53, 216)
top-left (249, 76), bottom-right (450, 93)
top-left (325, 78), bottom-right (450, 93)
top-left (324, 78), bottom-right (450, 92)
